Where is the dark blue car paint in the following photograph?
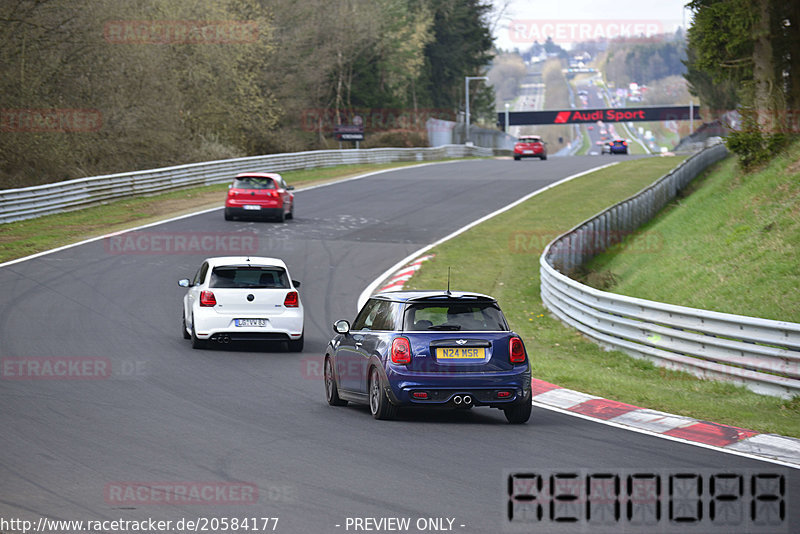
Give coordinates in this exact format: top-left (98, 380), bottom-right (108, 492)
top-left (326, 291), bottom-right (532, 412)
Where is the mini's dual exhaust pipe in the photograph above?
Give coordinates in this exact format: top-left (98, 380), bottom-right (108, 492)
top-left (215, 335), bottom-right (231, 344)
top-left (453, 395), bottom-right (472, 406)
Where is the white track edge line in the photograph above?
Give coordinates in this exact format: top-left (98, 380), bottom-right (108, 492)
top-left (0, 160), bottom-right (462, 270)
top-left (533, 401), bottom-right (800, 469)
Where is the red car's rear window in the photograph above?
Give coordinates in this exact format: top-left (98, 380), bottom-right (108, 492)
top-left (232, 177), bottom-right (275, 189)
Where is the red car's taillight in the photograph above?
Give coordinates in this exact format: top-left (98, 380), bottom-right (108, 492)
top-left (284, 291), bottom-right (299, 307)
top-left (391, 337), bottom-right (411, 364)
top-left (200, 291), bottom-right (216, 307)
top-left (509, 336), bottom-right (526, 363)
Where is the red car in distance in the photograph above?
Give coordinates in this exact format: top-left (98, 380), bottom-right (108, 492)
top-left (513, 136), bottom-right (547, 161)
top-left (224, 173), bottom-right (295, 222)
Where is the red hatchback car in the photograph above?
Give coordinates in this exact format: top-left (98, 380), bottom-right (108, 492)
top-left (224, 173), bottom-right (295, 222)
top-left (513, 136), bottom-right (547, 160)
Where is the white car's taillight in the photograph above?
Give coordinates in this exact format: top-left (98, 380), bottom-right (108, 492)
top-left (284, 291), bottom-right (299, 307)
top-left (200, 291), bottom-right (216, 307)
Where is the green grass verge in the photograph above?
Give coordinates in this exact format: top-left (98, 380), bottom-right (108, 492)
top-left (0, 160), bottom-right (450, 264)
top-left (586, 142), bottom-right (800, 323)
top-left (405, 155), bottom-right (800, 437)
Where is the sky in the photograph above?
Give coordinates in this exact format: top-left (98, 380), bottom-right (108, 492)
top-left (491, 0), bottom-right (692, 51)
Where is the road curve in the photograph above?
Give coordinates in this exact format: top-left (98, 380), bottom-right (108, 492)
top-left (1, 157), bottom-right (796, 533)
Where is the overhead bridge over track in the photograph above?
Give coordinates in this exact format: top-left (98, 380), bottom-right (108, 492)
top-left (498, 105), bottom-right (700, 126)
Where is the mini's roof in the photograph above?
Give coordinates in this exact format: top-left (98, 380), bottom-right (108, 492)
top-left (203, 256), bottom-right (288, 269)
top-left (372, 290), bottom-right (496, 303)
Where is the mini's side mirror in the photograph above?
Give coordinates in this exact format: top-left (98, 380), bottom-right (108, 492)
top-left (292, 280), bottom-right (301, 288)
top-left (178, 279), bottom-right (191, 287)
top-left (333, 320), bottom-right (350, 334)
top-left (228, 184), bottom-right (232, 189)
top-left (287, 185), bottom-right (295, 191)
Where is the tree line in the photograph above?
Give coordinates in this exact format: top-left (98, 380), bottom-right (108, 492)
top-left (0, 0), bottom-right (495, 188)
top-left (685, 0), bottom-right (800, 166)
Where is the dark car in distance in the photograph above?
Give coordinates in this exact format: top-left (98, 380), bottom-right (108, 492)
top-left (324, 291), bottom-right (532, 423)
top-left (607, 139), bottom-right (628, 154)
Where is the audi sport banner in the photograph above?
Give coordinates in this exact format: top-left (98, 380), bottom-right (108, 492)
top-left (498, 106), bottom-right (699, 126)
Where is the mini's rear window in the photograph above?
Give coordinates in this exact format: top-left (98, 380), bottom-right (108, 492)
top-left (403, 302), bottom-right (508, 331)
top-left (233, 177), bottom-right (275, 189)
top-left (209, 266), bottom-right (289, 289)
top-left (518, 138), bottom-right (541, 143)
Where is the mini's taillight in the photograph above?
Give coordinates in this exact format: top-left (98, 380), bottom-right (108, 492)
top-left (509, 336), bottom-right (526, 363)
top-left (284, 291), bottom-right (299, 307)
top-left (622, 141), bottom-right (628, 146)
top-left (200, 291), bottom-right (216, 307)
top-left (391, 337), bottom-right (411, 364)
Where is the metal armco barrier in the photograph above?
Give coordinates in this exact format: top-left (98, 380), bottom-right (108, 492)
top-left (540, 140), bottom-right (800, 398)
top-left (0, 145), bottom-right (492, 224)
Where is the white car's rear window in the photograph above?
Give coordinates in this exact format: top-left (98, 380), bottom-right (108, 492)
top-left (210, 266), bottom-right (290, 289)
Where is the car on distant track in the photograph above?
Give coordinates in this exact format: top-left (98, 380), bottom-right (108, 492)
top-left (513, 136), bottom-right (547, 160)
top-left (324, 290), bottom-right (532, 423)
top-left (607, 139), bottom-right (629, 154)
top-left (179, 256), bottom-right (304, 351)
top-left (224, 173), bottom-right (295, 222)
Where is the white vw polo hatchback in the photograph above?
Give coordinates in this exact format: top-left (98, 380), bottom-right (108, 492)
top-left (179, 256), bottom-right (304, 351)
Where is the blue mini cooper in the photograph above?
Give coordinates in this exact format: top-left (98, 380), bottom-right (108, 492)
top-left (324, 291), bottom-right (532, 423)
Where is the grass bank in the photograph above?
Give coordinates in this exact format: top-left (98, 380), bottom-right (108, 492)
top-left (586, 142), bottom-right (800, 323)
top-left (405, 155), bottom-right (800, 436)
top-left (0, 160), bottom-right (450, 264)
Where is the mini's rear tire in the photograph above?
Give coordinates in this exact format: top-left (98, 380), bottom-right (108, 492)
top-left (224, 208), bottom-right (233, 221)
top-left (503, 393), bottom-right (532, 424)
top-left (369, 367), bottom-right (397, 420)
top-left (182, 313), bottom-right (190, 339)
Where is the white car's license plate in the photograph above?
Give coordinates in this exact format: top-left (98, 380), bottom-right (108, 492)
top-left (235, 319), bottom-right (268, 327)
top-left (243, 205), bottom-right (261, 210)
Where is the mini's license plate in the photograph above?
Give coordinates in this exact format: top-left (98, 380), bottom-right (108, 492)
top-left (235, 319), bottom-right (267, 327)
top-left (523, 150), bottom-right (533, 154)
top-left (243, 205), bottom-right (261, 210)
top-left (436, 347), bottom-right (485, 360)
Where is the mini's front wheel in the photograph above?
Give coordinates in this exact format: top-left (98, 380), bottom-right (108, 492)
top-left (325, 357), bottom-right (347, 406)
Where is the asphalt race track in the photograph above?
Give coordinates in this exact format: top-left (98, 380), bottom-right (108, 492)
top-left (1, 157), bottom-right (797, 533)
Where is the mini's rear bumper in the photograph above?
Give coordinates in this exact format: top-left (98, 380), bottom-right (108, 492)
top-left (384, 366), bottom-right (531, 407)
